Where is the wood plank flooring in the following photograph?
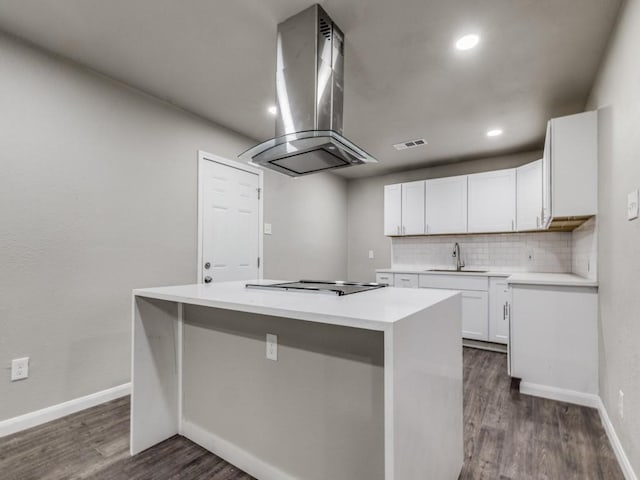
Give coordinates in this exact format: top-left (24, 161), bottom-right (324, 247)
top-left (0, 348), bottom-right (624, 479)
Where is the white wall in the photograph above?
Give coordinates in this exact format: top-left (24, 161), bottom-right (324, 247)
top-left (586, 0), bottom-right (640, 473)
top-left (0, 31), bottom-right (347, 421)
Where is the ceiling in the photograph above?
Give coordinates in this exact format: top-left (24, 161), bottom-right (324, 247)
top-left (0, 0), bottom-right (622, 178)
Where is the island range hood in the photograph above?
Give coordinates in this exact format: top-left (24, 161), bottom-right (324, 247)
top-left (239, 4), bottom-right (377, 177)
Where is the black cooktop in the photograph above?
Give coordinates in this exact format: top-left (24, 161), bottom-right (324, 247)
top-left (245, 280), bottom-right (387, 296)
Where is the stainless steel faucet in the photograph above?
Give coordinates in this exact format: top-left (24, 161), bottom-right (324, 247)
top-left (452, 242), bottom-right (465, 271)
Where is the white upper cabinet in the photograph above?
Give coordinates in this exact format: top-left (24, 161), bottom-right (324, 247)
top-left (384, 181), bottom-right (425, 235)
top-left (516, 159), bottom-right (543, 231)
top-left (384, 183), bottom-right (402, 235)
top-left (467, 169), bottom-right (516, 233)
top-left (401, 180), bottom-right (426, 235)
top-left (542, 111), bottom-right (598, 227)
top-left (425, 175), bottom-right (468, 234)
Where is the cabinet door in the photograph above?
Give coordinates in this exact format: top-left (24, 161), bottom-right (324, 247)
top-left (541, 122), bottom-right (552, 228)
top-left (401, 181), bottom-right (425, 235)
top-left (489, 278), bottom-right (510, 344)
top-left (384, 184), bottom-right (402, 235)
top-left (461, 291), bottom-right (489, 341)
top-left (395, 273), bottom-right (418, 288)
top-left (425, 175), bottom-right (468, 234)
top-left (375, 273), bottom-right (394, 286)
top-left (516, 160), bottom-right (543, 231)
top-left (468, 169), bottom-right (516, 233)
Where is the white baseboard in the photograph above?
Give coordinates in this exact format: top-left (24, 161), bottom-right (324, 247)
top-left (519, 382), bottom-right (600, 408)
top-left (596, 398), bottom-right (638, 480)
top-left (182, 420), bottom-right (296, 480)
top-left (0, 383), bottom-right (131, 438)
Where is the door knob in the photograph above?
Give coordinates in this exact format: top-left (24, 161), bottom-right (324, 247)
top-left (204, 276), bottom-right (212, 284)
top-left (204, 262), bottom-right (211, 270)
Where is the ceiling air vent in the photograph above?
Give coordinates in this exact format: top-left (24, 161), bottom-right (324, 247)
top-left (393, 138), bottom-right (427, 151)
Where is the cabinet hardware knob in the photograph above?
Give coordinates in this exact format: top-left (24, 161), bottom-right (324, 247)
top-left (204, 276), bottom-right (212, 284)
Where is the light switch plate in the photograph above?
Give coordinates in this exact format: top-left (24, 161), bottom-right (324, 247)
top-left (368, 250), bottom-right (374, 259)
top-left (628, 190), bottom-right (639, 220)
top-left (264, 223), bottom-right (272, 235)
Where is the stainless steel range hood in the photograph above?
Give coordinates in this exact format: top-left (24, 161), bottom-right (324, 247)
top-left (239, 4), bottom-right (377, 177)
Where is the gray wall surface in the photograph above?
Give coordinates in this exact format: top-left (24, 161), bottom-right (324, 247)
top-left (0, 32), bottom-right (348, 421)
top-left (183, 305), bottom-right (385, 480)
top-left (586, 0), bottom-right (640, 473)
top-left (346, 151), bottom-right (543, 281)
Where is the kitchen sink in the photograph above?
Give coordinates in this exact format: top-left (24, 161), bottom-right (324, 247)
top-left (426, 269), bottom-right (489, 273)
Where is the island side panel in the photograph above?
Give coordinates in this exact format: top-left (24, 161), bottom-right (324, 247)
top-left (389, 293), bottom-right (463, 480)
top-left (181, 305), bottom-right (385, 480)
top-left (130, 296), bottom-right (181, 455)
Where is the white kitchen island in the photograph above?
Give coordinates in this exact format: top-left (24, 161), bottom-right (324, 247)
top-left (131, 281), bottom-right (463, 480)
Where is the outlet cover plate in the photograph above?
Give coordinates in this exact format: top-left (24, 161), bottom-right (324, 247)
top-left (11, 357), bottom-right (29, 381)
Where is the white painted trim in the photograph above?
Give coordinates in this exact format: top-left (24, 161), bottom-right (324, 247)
top-left (196, 150), bottom-right (264, 283)
top-left (596, 398), bottom-right (638, 480)
top-left (182, 420), bottom-right (296, 480)
top-left (519, 382), bottom-right (599, 408)
top-left (0, 383), bottom-right (131, 438)
top-left (383, 325), bottom-right (395, 480)
top-left (177, 302), bottom-right (184, 434)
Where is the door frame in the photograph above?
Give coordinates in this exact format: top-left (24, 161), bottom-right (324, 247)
top-left (197, 150), bottom-right (264, 283)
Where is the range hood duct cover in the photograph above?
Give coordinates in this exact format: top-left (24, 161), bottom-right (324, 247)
top-left (239, 4), bottom-right (377, 176)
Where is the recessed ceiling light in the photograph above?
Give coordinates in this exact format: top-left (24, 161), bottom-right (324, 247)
top-left (455, 34), bottom-right (480, 51)
top-left (267, 105), bottom-right (278, 115)
top-left (486, 128), bottom-right (503, 137)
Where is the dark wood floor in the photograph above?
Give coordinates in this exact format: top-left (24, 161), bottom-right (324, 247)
top-left (0, 348), bottom-right (623, 480)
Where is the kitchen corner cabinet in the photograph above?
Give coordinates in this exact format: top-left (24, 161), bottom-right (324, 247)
top-left (516, 159), bottom-right (543, 231)
top-left (383, 181), bottom-right (425, 235)
top-left (488, 277), bottom-right (510, 344)
top-left (425, 175), bottom-right (468, 234)
top-left (509, 284), bottom-right (598, 396)
top-left (467, 169), bottom-right (516, 233)
top-left (542, 111), bottom-right (598, 226)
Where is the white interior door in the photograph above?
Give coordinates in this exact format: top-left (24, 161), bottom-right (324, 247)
top-left (199, 154), bottom-right (262, 283)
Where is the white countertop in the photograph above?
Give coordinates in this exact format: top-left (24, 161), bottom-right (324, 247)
top-left (506, 272), bottom-right (598, 287)
top-left (376, 267), bottom-right (510, 277)
top-left (377, 268), bottom-right (597, 287)
top-left (133, 280), bottom-right (460, 331)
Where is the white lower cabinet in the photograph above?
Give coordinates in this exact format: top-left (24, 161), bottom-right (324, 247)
top-left (394, 273), bottom-right (418, 288)
top-left (489, 277), bottom-right (510, 344)
top-left (375, 272), bottom-right (394, 286)
top-left (418, 273), bottom-right (490, 342)
top-left (509, 284), bottom-right (598, 397)
top-left (460, 291), bottom-right (489, 341)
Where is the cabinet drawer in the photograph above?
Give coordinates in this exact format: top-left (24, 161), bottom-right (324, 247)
top-left (419, 274), bottom-right (488, 291)
top-left (375, 273), bottom-right (394, 286)
top-left (394, 273), bottom-right (419, 288)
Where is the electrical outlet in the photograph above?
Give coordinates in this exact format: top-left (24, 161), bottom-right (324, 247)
top-left (526, 249), bottom-right (535, 262)
top-left (264, 223), bottom-right (272, 235)
top-left (11, 357), bottom-right (29, 381)
top-left (619, 390), bottom-right (624, 419)
top-left (266, 334), bottom-right (278, 361)
top-left (368, 250), bottom-right (374, 259)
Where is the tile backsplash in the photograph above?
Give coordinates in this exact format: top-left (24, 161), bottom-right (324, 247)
top-left (572, 217), bottom-right (597, 280)
top-left (391, 232), bottom-right (573, 273)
